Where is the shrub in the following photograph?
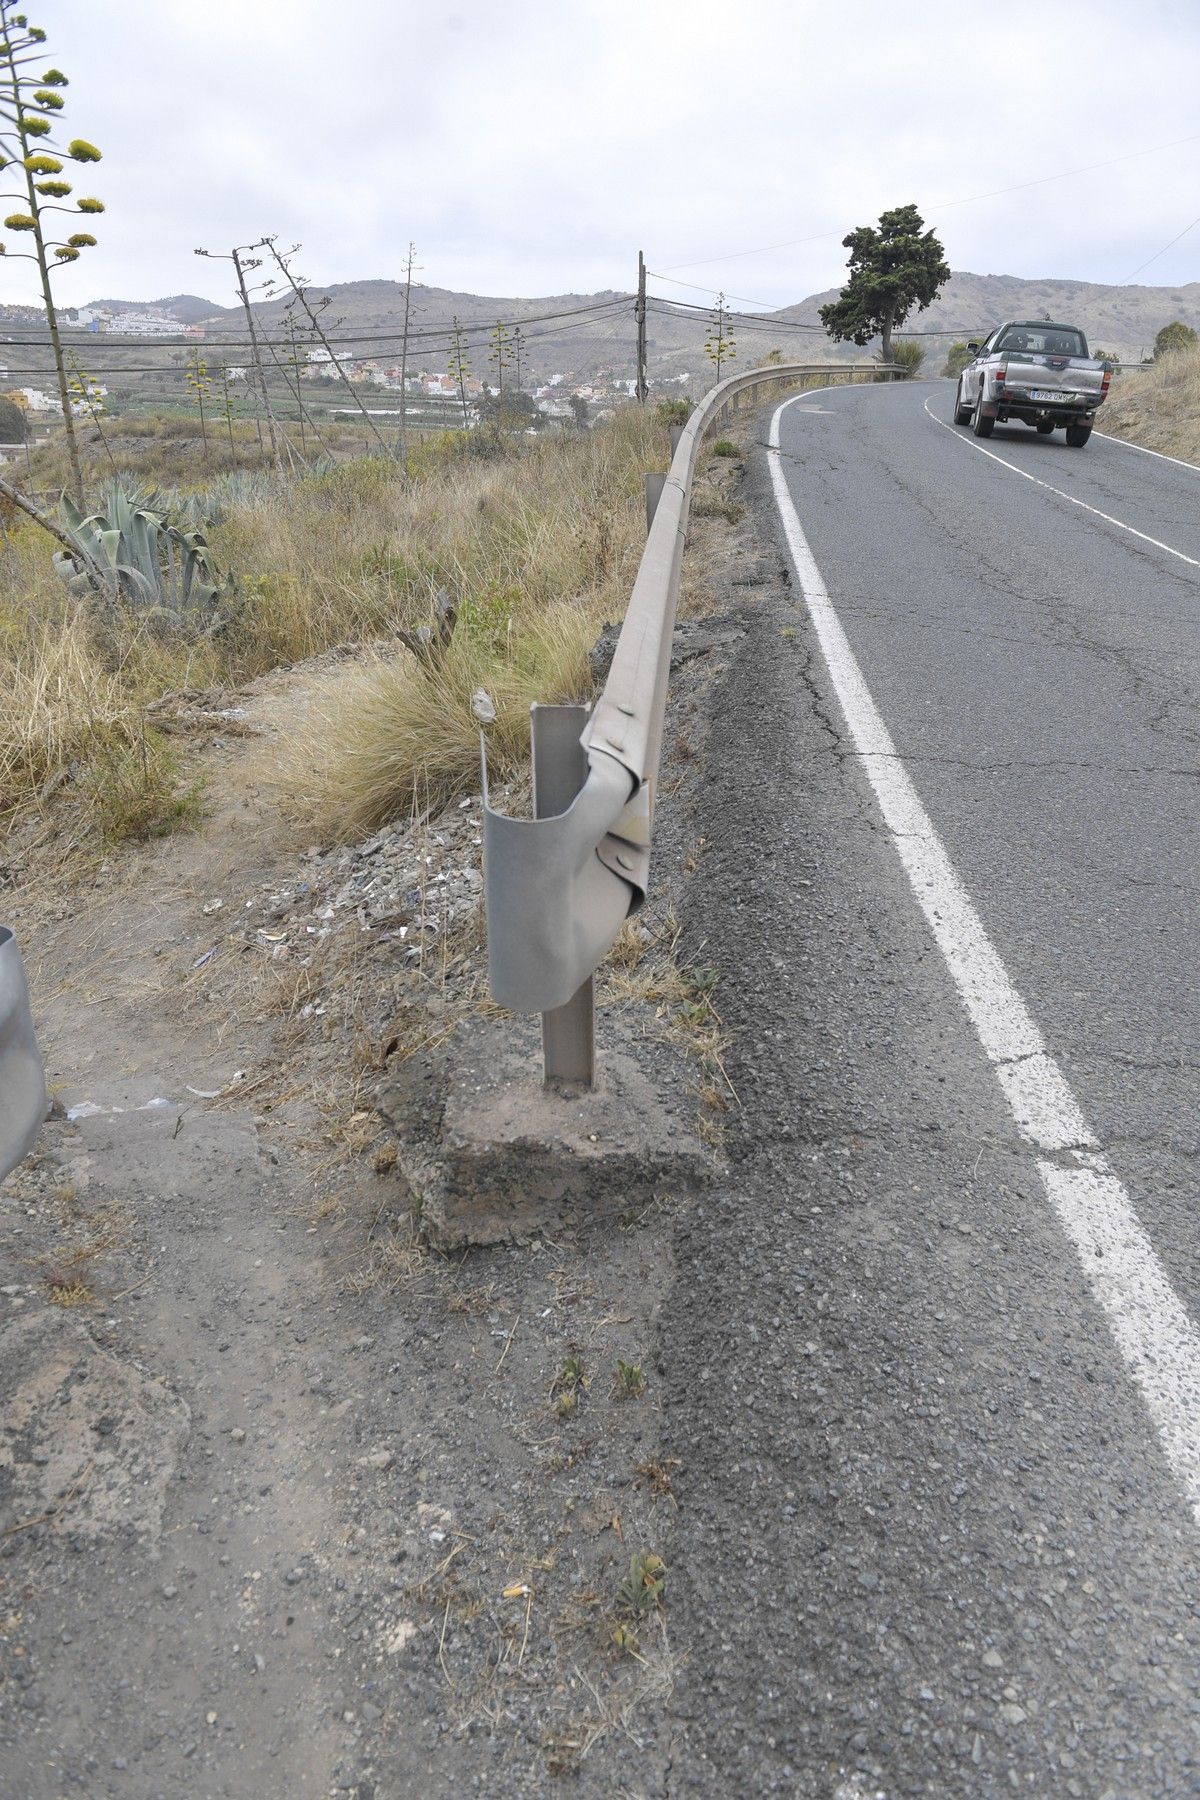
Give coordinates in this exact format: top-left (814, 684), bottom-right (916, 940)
top-left (941, 342), bottom-right (972, 379)
top-left (1154, 321), bottom-right (1199, 360)
top-left (712, 440), bottom-right (737, 457)
top-left (890, 340), bottom-right (925, 378)
top-left (653, 397), bottom-right (692, 428)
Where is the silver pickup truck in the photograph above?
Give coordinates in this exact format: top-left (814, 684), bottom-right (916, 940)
top-left (952, 320), bottom-right (1110, 447)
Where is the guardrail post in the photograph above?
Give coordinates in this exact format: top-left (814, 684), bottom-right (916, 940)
top-left (531, 704), bottom-right (596, 1089)
top-left (668, 425), bottom-right (684, 455)
top-left (645, 471), bottom-right (667, 534)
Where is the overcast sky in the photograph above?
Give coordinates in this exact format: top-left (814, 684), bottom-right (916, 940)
top-left (3, 0), bottom-right (1199, 313)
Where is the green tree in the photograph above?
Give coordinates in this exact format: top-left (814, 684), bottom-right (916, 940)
top-left (704, 293), bottom-right (736, 379)
top-left (568, 393), bottom-right (589, 427)
top-left (819, 204), bottom-right (949, 366)
top-left (477, 386), bottom-right (539, 431)
top-left (0, 1), bottom-right (104, 506)
top-left (941, 341), bottom-right (971, 379)
top-left (1153, 320), bottom-right (1198, 360)
top-left (0, 388), bottom-right (24, 440)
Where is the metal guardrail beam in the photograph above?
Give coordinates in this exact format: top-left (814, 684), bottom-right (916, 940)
top-left (484, 361), bottom-right (897, 1083)
top-left (0, 925), bottom-right (46, 1181)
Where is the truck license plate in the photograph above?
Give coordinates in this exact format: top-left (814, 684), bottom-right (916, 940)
top-left (1031, 389), bottom-right (1071, 402)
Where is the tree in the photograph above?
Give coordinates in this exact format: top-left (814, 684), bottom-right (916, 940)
top-left (0, 389), bottom-right (24, 441)
top-left (1153, 320), bottom-right (1198, 360)
top-left (477, 386), bottom-right (539, 431)
top-left (568, 393), bottom-right (589, 427)
top-left (819, 204), bottom-right (949, 366)
top-left (0, 1), bottom-right (105, 507)
top-left (941, 341), bottom-right (972, 379)
top-left (704, 293), bottom-right (736, 379)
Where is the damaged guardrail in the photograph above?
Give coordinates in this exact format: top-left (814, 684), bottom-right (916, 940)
top-left (0, 925), bottom-right (46, 1181)
top-left (484, 361), bottom-right (896, 1085)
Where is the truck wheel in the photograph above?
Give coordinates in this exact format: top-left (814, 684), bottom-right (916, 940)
top-left (952, 381), bottom-right (971, 426)
top-left (971, 386), bottom-right (995, 438)
top-left (1065, 423), bottom-right (1092, 448)
top-left (1036, 420), bottom-right (1055, 435)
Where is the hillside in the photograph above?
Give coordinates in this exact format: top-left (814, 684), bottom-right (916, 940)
top-left (777, 272), bottom-right (1200, 362)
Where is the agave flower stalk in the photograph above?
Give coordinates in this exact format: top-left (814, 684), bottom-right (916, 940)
top-left (0, 2), bottom-right (105, 506)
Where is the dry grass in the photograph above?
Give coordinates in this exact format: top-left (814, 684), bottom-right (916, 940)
top-left (1099, 345), bottom-right (1200, 461)
top-left (0, 407), bottom-right (669, 846)
top-left (277, 409), bottom-right (665, 836)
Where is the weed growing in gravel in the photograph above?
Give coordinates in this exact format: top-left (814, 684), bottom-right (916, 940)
top-left (615, 1550), bottom-right (666, 1627)
top-left (613, 1358), bottom-right (647, 1398)
top-left (552, 1351), bottom-right (587, 1417)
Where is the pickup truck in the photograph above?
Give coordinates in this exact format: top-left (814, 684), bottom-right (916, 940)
top-left (0, 925), bottom-right (45, 1182)
top-left (952, 320), bottom-right (1110, 447)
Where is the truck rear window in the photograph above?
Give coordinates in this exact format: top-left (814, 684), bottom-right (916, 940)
top-left (996, 327), bottom-right (1087, 358)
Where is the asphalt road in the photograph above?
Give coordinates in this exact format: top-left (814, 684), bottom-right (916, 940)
top-left (660, 381), bottom-right (1200, 1797)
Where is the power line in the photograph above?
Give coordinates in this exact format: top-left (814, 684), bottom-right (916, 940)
top-left (658, 130), bottom-right (1200, 273)
top-left (645, 300), bottom-right (983, 341)
top-left (0, 310), bottom-right (635, 379)
top-left (1122, 210), bottom-right (1200, 283)
top-left (0, 295), bottom-right (636, 355)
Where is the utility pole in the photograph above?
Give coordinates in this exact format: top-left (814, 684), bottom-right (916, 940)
top-left (195, 241), bottom-right (282, 472)
top-left (635, 250), bottom-right (648, 404)
top-left (262, 238), bottom-right (388, 454)
top-left (398, 241), bottom-right (419, 466)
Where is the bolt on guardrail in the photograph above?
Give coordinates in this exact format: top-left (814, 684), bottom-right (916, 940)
top-left (483, 362), bottom-right (897, 1087)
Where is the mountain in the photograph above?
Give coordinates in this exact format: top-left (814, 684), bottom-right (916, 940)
top-left (85, 294), bottom-right (232, 324)
top-left (776, 272), bottom-right (1200, 363)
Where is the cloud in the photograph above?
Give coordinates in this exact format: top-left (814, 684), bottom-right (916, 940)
top-left (2, 0), bottom-right (1197, 309)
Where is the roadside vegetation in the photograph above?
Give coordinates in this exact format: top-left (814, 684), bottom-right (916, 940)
top-left (1100, 339), bottom-right (1200, 461)
top-left (0, 407), bottom-right (669, 848)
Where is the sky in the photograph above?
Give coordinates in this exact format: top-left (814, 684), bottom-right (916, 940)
top-left (2, 0), bottom-right (1199, 315)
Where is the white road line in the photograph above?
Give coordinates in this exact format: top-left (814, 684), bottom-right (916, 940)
top-left (922, 395), bottom-right (1200, 571)
top-left (1095, 429), bottom-right (1200, 477)
top-left (769, 392), bottom-right (1200, 1527)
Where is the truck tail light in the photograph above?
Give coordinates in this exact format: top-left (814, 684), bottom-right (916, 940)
top-left (1100, 369), bottom-right (1112, 396)
top-left (995, 366), bottom-right (1007, 386)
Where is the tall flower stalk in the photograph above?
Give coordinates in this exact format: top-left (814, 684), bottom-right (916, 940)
top-left (0, 2), bottom-right (104, 506)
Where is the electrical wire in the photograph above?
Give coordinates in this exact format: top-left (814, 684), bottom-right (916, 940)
top-left (0, 294), bottom-right (636, 355)
top-left (644, 298), bottom-right (980, 339)
top-left (1122, 210), bottom-right (1200, 283)
top-left (0, 309), bottom-right (636, 379)
top-left (658, 131), bottom-right (1200, 272)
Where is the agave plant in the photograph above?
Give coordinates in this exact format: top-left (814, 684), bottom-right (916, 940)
top-left (53, 481), bottom-right (232, 630)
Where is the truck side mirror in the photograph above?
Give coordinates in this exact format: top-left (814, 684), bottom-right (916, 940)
top-left (965, 342), bottom-right (981, 354)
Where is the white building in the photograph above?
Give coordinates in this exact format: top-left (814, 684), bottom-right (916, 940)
top-left (18, 386), bottom-right (58, 412)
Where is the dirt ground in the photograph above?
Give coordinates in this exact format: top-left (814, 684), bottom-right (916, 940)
top-left (0, 438), bottom-right (758, 1797)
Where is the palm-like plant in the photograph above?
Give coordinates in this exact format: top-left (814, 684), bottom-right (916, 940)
top-left (0, 1), bottom-right (105, 506)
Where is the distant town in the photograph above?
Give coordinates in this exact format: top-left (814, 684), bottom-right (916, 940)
top-left (0, 298), bottom-right (693, 426)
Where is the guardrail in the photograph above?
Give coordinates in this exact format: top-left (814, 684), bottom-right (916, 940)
top-left (0, 925), bottom-right (46, 1181)
top-left (483, 361), bottom-right (897, 1086)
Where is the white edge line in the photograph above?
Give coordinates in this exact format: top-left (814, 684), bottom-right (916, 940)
top-left (1095, 428), bottom-right (1200, 477)
top-left (922, 395), bottom-right (1200, 570)
top-left (769, 391), bottom-right (1200, 1526)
